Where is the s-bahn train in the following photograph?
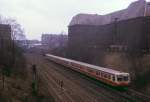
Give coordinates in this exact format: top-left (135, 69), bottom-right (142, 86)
top-left (45, 54), bottom-right (130, 87)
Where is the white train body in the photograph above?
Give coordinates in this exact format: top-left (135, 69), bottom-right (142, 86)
top-left (46, 54), bottom-right (130, 86)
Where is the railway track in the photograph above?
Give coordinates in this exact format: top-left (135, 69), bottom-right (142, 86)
top-left (39, 59), bottom-right (109, 102)
top-left (45, 58), bottom-right (150, 102)
top-left (126, 89), bottom-right (150, 102)
top-left (26, 53), bottom-right (150, 102)
top-left (44, 59), bottom-right (131, 102)
top-left (40, 69), bottom-right (74, 102)
top-left (27, 55), bottom-right (74, 102)
top-left (30, 55), bottom-right (102, 102)
top-left (27, 54), bottom-right (119, 102)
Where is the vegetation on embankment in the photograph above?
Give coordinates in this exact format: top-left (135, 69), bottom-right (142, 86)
top-left (0, 41), bottom-right (55, 102)
top-left (0, 63), bottom-right (54, 102)
top-left (102, 52), bottom-right (150, 94)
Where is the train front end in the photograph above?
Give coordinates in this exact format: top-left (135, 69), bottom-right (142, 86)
top-left (115, 73), bottom-right (130, 86)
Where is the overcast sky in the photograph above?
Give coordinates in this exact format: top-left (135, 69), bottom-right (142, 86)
top-left (0, 0), bottom-right (149, 40)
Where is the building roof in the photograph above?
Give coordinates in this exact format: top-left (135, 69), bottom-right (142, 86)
top-left (69, 0), bottom-right (149, 26)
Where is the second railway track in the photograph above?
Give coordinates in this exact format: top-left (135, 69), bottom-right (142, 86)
top-left (26, 53), bottom-right (150, 102)
top-left (45, 58), bottom-right (150, 102)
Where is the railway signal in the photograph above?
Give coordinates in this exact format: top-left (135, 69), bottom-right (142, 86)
top-left (60, 80), bottom-right (64, 89)
top-left (31, 64), bottom-right (38, 95)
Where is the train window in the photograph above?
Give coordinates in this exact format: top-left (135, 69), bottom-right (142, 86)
top-left (108, 75), bottom-right (111, 79)
top-left (102, 73), bottom-right (110, 79)
top-left (112, 76), bottom-right (115, 81)
top-left (104, 74), bottom-right (107, 78)
top-left (96, 72), bottom-right (98, 75)
top-left (101, 73), bottom-right (104, 77)
top-left (88, 69), bottom-right (94, 73)
top-left (123, 76), bottom-right (128, 81)
top-left (117, 77), bottom-right (122, 81)
top-left (96, 71), bottom-right (100, 75)
top-left (117, 75), bottom-right (128, 81)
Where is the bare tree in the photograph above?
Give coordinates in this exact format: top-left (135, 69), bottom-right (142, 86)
top-left (0, 16), bottom-right (26, 40)
top-left (0, 15), bottom-right (27, 75)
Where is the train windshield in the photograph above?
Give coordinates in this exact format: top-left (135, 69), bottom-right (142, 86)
top-left (117, 75), bottom-right (129, 81)
top-left (123, 76), bottom-right (129, 81)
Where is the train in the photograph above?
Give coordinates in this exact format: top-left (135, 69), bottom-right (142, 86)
top-left (45, 54), bottom-right (130, 87)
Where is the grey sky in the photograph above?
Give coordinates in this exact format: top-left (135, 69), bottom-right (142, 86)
top-left (0, 0), bottom-right (149, 40)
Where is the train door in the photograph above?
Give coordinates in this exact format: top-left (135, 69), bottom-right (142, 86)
top-left (111, 74), bottom-right (116, 82)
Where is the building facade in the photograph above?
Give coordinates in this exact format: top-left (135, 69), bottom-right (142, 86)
top-left (68, 0), bottom-right (150, 64)
top-left (0, 24), bottom-right (11, 49)
top-left (0, 24), bottom-right (11, 40)
top-left (41, 34), bottom-right (68, 49)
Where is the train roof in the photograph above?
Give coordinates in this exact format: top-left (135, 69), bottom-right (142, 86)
top-left (46, 54), bottom-right (129, 75)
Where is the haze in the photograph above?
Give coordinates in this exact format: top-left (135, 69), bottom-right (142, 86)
top-left (1, 0), bottom-right (149, 40)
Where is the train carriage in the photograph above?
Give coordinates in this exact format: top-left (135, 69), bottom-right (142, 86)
top-left (45, 54), bottom-right (130, 87)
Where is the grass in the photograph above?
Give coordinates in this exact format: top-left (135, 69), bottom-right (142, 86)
top-left (134, 70), bottom-right (150, 89)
